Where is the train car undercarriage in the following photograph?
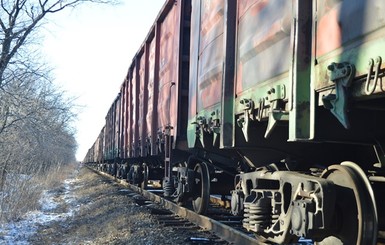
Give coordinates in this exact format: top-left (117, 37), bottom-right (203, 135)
top-left (171, 158), bottom-right (383, 244)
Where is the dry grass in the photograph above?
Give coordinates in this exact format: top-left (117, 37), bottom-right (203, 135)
top-left (28, 167), bottom-right (219, 245)
top-left (0, 163), bottom-right (78, 223)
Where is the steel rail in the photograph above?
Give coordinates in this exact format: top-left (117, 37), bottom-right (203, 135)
top-left (90, 167), bottom-right (260, 245)
top-left (126, 184), bottom-right (260, 245)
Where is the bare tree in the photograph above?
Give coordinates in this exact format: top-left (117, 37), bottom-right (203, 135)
top-left (0, 64), bottom-right (79, 222)
top-left (0, 0), bottom-right (117, 223)
top-left (0, 0), bottom-right (116, 86)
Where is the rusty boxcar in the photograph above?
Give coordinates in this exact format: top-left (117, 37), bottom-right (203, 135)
top-left (84, 0), bottom-right (385, 244)
top-left (101, 0), bottom-right (192, 191)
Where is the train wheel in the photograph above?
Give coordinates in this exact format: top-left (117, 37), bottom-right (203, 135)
top-left (141, 163), bottom-right (149, 190)
top-left (317, 162), bottom-right (377, 245)
top-left (192, 162), bottom-right (210, 214)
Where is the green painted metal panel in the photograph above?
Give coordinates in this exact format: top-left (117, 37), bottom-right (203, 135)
top-left (187, 0), bottom-right (201, 148)
top-left (288, 0), bottom-right (313, 141)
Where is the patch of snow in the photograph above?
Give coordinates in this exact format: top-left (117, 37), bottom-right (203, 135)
top-left (0, 177), bottom-right (79, 245)
top-left (39, 190), bottom-right (59, 212)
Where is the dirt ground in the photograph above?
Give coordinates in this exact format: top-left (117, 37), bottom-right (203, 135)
top-left (28, 166), bottom-right (225, 245)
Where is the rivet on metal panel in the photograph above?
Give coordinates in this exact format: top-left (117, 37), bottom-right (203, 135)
top-left (240, 98), bottom-right (254, 110)
top-left (268, 85), bottom-right (286, 102)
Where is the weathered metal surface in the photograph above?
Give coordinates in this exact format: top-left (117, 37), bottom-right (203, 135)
top-left (122, 79), bottom-right (129, 159)
top-left (139, 48), bottom-right (148, 156)
top-left (288, 0), bottom-right (313, 141)
top-left (233, 0), bottom-right (294, 144)
top-left (105, 95), bottom-right (120, 161)
top-left (114, 95), bottom-right (121, 159)
top-left (146, 35), bottom-right (158, 156)
top-left (127, 71), bottom-right (133, 158)
top-left (82, 1), bottom-right (385, 242)
top-left (98, 127), bottom-right (105, 162)
top-left (131, 62), bottom-right (140, 157)
top-left (235, 0), bottom-right (291, 94)
top-left (322, 62), bottom-right (355, 129)
top-left (220, 0), bottom-right (237, 148)
top-left (119, 82), bottom-right (125, 159)
top-left (188, 0), bottom-right (229, 148)
top-left (240, 168), bottom-right (335, 244)
top-left (157, 2), bottom-right (181, 137)
top-left (104, 99), bottom-right (115, 161)
top-left (114, 0), bottom-right (189, 159)
top-left (314, 0), bottom-right (385, 97)
top-left (187, 0), bottom-right (201, 148)
top-left (197, 0), bottom-right (224, 112)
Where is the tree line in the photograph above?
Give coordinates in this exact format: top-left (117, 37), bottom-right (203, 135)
top-left (0, 0), bottom-right (114, 222)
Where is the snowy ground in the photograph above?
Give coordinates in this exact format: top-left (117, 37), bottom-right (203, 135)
top-left (0, 178), bottom-right (79, 244)
top-left (0, 167), bottom-right (319, 245)
top-left (0, 167), bottom-right (221, 245)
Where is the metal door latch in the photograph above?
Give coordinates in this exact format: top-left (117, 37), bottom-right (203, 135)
top-left (322, 62), bottom-right (355, 129)
top-left (237, 98), bottom-right (254, 142)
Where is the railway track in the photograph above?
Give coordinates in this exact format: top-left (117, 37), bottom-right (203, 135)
top-left (89, 167), bottom-right (315, 245)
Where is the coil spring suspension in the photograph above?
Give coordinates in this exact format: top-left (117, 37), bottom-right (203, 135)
top-left (243, 191), bottom-right (272, 233)
top-left (163, 178), bottom-right (174, 197)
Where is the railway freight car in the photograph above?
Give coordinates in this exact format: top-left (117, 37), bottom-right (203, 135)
top-left (83, 0), bottom-right (385, 244)
top-left (91, 0), bottom-right (192, 190)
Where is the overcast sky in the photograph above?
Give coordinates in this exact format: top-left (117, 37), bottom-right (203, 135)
top-left (42, 1), bottom-right (165, 160)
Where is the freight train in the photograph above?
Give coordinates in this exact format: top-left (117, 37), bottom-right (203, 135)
top-left (83, 0), bottom-right (385, 243)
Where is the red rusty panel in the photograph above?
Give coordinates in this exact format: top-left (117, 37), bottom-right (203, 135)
top-left (315, 0), bottom-right (385, 58)
top-left (124, 79), bottom-right (129, 159)
top-left (120, 79), bottom-right (129, 159)
top-left (105, 98), bottom-right (119, 161)
top-left (105, 108), bottom-right (111, 160)
top-left (235, 0), bottom-right (292, 94)
top-left (138, 50), bottom-right (148, 156)
top-left (114, 95), bottom-right (121, 159)
top-left (131, 63), bottom-right (140, 157)
top-left (125, 78), bottom-right (130, 158)
top-left (189, 0), bottom-right (235, 149)
top-left (199, 0), bottom-right (224, 52)
top-left (146, 36), bottom-right (158, 154)
top-left (119, 84), bottom-right (124, 159)
top-left (314, 0), bottom-right (385, 92)
top-left (196, 0), bottom-right (225, 112)
top-left (127, 72), bottom-right (133, 157)
top-left (238, 0), bottom-right (268, 19)
top-left (157, 2), bottom-right (182, 134)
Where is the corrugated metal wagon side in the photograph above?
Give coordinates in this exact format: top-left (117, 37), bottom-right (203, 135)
top-left (83, 1), bottom-right (385, 243)
top-left (113, 0), bottom-right (192, 189)
top-left (150, 0), bottom-right (192, 194)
